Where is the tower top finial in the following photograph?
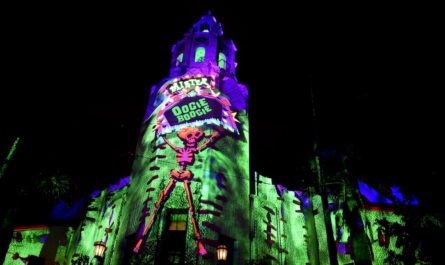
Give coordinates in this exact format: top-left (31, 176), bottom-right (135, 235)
top-left (189, 11), bottom-right (222, 36)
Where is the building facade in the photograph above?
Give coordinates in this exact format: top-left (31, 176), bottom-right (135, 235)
top-left (100, 12), bottom-right (250, 265)
top-left (3, 13), bottom-right (413, 265)
top-left (72, 12), bottom-right (315, 265)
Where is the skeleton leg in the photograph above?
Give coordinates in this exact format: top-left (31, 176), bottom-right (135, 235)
top-left (154, 178), bottom-right (176, 209)
top-left (134, 178), bottom-right (176, 253)
top-left (183, 180), bottom-right (207, 256)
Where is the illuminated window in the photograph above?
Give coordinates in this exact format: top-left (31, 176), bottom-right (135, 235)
top-left (159, 210), bottom-right (188, 265)
top-left (168, 212), bottom-right (187, 231)
top-left (176, 53), bottom-right (183, 66)
top-left (200, 23), bottom-right (209, 33)
top-left (166, 252), bottom-right (182, 264)
top-left (195, 47), bottom-right (205, 62)
top-left (218, 52), bottom-right (226, 69)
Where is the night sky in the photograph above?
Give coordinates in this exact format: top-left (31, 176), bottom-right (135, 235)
top-left (0, 2), bottom-right (439, 217)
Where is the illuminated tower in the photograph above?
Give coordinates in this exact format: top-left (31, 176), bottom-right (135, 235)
top-left (0, 12), bottom-right (421, 265)
top-left (62, 11), bottom-right (329, 265)
top-left (114, 12), bottom-right (250, 265)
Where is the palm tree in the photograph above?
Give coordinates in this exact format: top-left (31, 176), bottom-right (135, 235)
top-left (36, 173), bottom-right (74, 201)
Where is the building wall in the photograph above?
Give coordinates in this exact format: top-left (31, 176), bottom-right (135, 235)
top-left (2, 226), bottom-right (49, 265)
top-left (62, 178), bottom-right (129, 264)
top-left (3, 13), bottom-right (415, 265)
top-left (112, 72), bottom-right (250, 265)
top-left (251, 175), bottom-right (309, 264)
top-left (251, 174), bottom-right (336, 265)
top-left (360, 208), bottom-right (404, 264)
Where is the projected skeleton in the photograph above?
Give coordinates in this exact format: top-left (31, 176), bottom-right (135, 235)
top-left (134, 127), bottom-right (220, 256)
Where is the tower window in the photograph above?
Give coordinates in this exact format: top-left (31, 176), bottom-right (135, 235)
top-left (200, 23), bottom-right (209, 33)
top-left (195, 47), bottom-right (205, 62)
top-left (176, 53), bottom-right (183, 66)
top-left (168, 212), bottom-right (187, 231)
top-left (218, 52), bottom-right (227, 69)
top-left (159, 210), bottom-right (188, 265)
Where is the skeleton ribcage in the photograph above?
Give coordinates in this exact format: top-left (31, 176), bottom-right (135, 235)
top-left (176, 148), bottom-right (195, 164)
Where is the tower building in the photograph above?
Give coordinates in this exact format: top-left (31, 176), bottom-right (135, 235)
top-left (120, 11), bottom-right (251, 264)
top-left (60, 12), bottom-right (328, 265)
top-left (3, 12), bottom-right (416, 265)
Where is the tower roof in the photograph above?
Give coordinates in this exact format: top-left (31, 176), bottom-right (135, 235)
top-left (189, 11), bottom-right (223, 36)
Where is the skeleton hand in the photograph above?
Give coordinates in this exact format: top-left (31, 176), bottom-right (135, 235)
top-left (210, 131), bottom-right (219, 139)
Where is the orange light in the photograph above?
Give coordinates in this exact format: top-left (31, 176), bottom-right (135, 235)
top-left (216, 245), bottom-right (228, 261)
top-left (94, 241), bottom-right (106, 258)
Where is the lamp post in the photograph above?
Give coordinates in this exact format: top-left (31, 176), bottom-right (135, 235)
top-left (216, 244), bottom-right (228, 262)
top-left (94, 241), bottom-right (107, 260)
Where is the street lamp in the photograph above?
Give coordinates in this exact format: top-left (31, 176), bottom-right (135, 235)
top-left (94, 241), bottom-right (107, 258)
top-left (216, 244), bottom-right (228, 261)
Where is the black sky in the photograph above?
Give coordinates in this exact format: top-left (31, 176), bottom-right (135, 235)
top-left (0, 2), bottom-right (439, 200)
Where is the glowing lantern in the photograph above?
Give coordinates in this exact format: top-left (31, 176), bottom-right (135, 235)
top-left (216, 244), bottom-right (228, 261)
top-left (94, 241), bottom-right (107, 258)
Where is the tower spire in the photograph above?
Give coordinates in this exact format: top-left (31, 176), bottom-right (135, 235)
top-left (167, 12), bottom-right (235, 80)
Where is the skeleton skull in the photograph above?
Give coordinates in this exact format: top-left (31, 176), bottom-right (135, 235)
top-left (177, 127), bottom-right (204, 147)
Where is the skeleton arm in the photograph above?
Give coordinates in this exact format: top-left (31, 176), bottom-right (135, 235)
top-left (197, 131), bottom-right (220, 151)
top-left (162, 135), bottom-right (178, 151)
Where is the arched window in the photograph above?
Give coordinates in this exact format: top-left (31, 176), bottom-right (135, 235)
top-left (218, 52), bottom-right (226, 69)
top-left (176, 53), bottom-right (183, 66)
top-left (200, 23), bottom-right (209, 33)
top-left (195, 47), bottom-right (205, 62)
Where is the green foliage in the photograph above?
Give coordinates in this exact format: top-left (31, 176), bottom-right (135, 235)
top-left (71, 254), bottom-right (90, 265)
top-left (246, 258), bottom-right (272, 265)
top-left (36, 174), bottom-right (74, 201)
top-left (3, 227), bottom-right (49, 265)
top-left (384, 250), bottom-right (404, 265)
top-left (375, 217), bottom-right (395, 235)
top-left (395, 212), bottom-right (443, 264)
top-left (373, 205), bottom-right (445, 264)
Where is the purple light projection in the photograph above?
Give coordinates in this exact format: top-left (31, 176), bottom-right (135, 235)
top-left (90, 176), bottom-right (130, 199)
top-left (109, 176), bottom-right (130, 192)
top-left (276, 184), bottom-right (288, 217)
top-left (50, 199), bottom-right (85, 221)
top-left (358, 180), bottom-right (419, 206)
top-left (390, 186), bottom-right (419, 205)
top-left (358, 180), bottom-right (393, 204)
top-left (90, 190), bottom-right (101, 199)
top-left (295, 191), bottom-right (310, 208)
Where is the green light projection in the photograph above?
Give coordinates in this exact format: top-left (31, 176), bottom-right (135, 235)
top-left (168, 97), bottom-right (215, 123)
top-left (85, 70), bottom-right (251, 264)
top-left (2, 12), bottom-right (419, 265)
top-left (218, 53), bottom-right (226, 69)
top-left (0, 137), bottom-right (20, 179)
top-left (2, 226), bottom-right (49, 265)
top-left (312, 195), bottom-right (330, 265)
top-left (282, 187), bottom-right (308, 265)
top-left (329, 209), bottom-right (355, 264)
top-left (162, 76), bottom-right (213, 94)
top-left (5, 137), bottom-right (20, 161)
top-left (67, 182), bottom-right (128, 265)
top-left (360, 209), bottom-right (404, 264)
top-left (176, 53), bottom-right (183, 65)
top-left (125, 111), bottom-right (250, 264)
top-left (195, 47), bottom-right (205, 62)
top-left (252, 175), bottom-right (310, 265)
